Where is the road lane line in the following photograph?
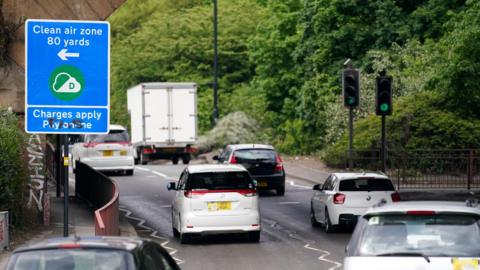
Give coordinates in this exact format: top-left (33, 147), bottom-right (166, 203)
top-left (304, 243), bottom-right (342, 270)
top-left (119, 207), bottom-right (185, 265)
top-left (151, 171), bottom-right (169, 178)
top-left (134, 166), bottom-right (150, 172)
top-left (289, 180), bottom-right (312, 189)
top-left (278, 202), bottom-right (301, 205)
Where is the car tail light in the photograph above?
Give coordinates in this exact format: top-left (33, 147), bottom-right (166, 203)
top-left (238, 189), bottom-right (257, 197)
top-left (230, 154), bottom-right (237, 164)
top-left (83, 142), bottom-right (98, 148)
top-left (333, 193), bottom-right (345, 204)
top-left (274, 154), bottom-right (284, 172)
top-left (391, 192), bottom-right (401, 202)
top-left (184, 190), bottom-right (203, 199)
top-left (143, 148), bottom-right (154, 154)
top-left (406, 210), bottom-right (436, 215)
top-left (58, 243), bottom-right (82, 249)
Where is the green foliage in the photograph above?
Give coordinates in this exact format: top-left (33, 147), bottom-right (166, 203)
top-left (0, 109), bottom-right (27, 225)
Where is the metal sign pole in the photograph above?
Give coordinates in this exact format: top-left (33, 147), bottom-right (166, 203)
top-left (63, 134), bottom-right (69, 237)
top-left (349, 107), bottom-right (354, 170)
top-left (56, 134), bottom-right (62, 197)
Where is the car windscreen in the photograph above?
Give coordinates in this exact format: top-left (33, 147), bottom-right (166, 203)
top-left (339, 178), bottom-right (395, 191)
top-left (234, 149), bottom-right (276, 163)
top-left (6, 249), bottom-right (133, 270)
top-left (187, 171), bottom-right (254, 190)
top-left (354, 214), bottom-right (480, 257)
top-left (86, 129), bottom-right (129, 143)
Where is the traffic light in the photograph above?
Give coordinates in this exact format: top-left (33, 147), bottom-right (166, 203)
top-left (343, 69), bottom-right (360, 107)
top-left (376, 75), bottom-right (392, 115)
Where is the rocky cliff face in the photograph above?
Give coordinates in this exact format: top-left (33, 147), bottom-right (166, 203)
top-left (0, 0), bottom-right (125, 113)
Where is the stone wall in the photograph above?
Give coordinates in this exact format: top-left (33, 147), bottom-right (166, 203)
top-left (0, 0), bottom-right (125, 113)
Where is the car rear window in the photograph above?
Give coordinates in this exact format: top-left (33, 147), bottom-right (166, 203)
top-left (234, 149), bottom-right (276, 162)
top-left (86, 129), bottom-right (129, 143)
top-left (187, 172), bottom-right (254, 190)
top-left (353, 214), bottom-right (480, 257)
top-left (7, 249), bottom-right (132, 270)
top-left (339, 178), bottom-right (394, 191)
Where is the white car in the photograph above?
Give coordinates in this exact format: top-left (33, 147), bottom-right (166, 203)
top-left (71, 124), bottom-right (135, 175)
top-left (167, 164), bottom-right (261, 243)
top-left (344, 200), bottom-right (480, 270)
top-left (310, 172), bottom-right (400, 232)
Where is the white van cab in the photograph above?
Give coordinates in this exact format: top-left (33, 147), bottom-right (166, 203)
top-left (167, 164), bottom-right (261, 243)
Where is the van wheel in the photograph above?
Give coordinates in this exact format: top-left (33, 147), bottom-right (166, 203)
top-left (182, 155), bottom-right (190, 164)
top-left (172, 157), bottom-right (179, 165)
top-left (180, 232), bottom-right (191, 244)
top-left (248, 231), bottom-right (260, 243)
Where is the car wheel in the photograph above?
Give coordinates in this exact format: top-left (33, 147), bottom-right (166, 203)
top-left (276, 186), bottom-right (285, 196)
top-left (248, 231), bottom-right (260, 243)
top-left (182, 155), bottom-right (190, 164)
top-left (172, 157), bottom-right (179, 165)
top-left (180, 232), bottom-right (191, 244)
top-left (172, 213), bottom-right (179, 238)
top-left (125, 169), bottom-right (134, 176)
top-left (324, 208), bottom-right (337, 233)
top-left (310, 205), bottom-right (320, 227)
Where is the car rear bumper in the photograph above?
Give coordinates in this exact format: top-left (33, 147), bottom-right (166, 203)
top-left (182, 212), bottom-right (261, 234)
top-left (330, 206), bottom-right (367, 225)
top-left (252, 174), bottom-right (285, 190)
top-left (81, 157), bottom-right (134, 171)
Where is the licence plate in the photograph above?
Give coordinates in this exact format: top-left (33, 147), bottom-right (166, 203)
top-left (207, 201), bottom-right (231, 211)
top-left (162, 148), bottom-right (178, 153)
top-left (120, 150), bottom-right (127, 156)
top-left (257, 181), bottom-right (267, 187)
top-left (103, 150), bottom-right (113, 157)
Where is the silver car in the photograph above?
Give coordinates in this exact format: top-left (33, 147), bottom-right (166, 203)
top-left (344, 200), bottom-right (480, 270)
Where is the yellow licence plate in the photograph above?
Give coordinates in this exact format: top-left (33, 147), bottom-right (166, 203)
top-left (103, 150), bottom-right (113, 157)
top-left (257, 181), bottom-right (267, 187)
top-left (120, 150), bottom-right (127, 156)
top-left (207, 201), bottom-right (231, 211)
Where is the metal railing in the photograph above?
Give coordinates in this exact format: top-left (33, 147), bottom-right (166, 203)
top-left (345, 149), bottom-right (480, 190)
top-left (75, 161), bottom-right (119, 236)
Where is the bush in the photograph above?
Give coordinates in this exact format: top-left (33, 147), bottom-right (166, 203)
top-left (323, 91), bottom-right (480, 166)
top-left (0, 109), bottom-right (27, 226)
top-left (196, 111), bottom-right (260, 153)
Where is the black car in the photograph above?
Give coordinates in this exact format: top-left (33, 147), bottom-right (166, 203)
top-left (214, 144), bottom-right (286, 195)
top-left (5, 236), bottom-right (180, 270)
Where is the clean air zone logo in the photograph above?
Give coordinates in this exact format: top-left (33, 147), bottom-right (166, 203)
top-left (48, 65), bottom-right (85, 101)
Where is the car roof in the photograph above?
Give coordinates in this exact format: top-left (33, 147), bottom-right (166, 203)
top-left (12, 236), bottom-right (147, 253)
top-left (109, 124), bottom-right (126, 131)
top-left (228, 144), bottom-right (275, 151)
top-left (331, 172), bottom-right (390, 180)
top-left (364, 201), bottom-right (480, 216)
top-left (187, 164), bottom-right (248, 174)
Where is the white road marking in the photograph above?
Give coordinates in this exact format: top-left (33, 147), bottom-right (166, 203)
top-left (289, 180), bottom-right (312, 189)
top-left (151, 171), bottom-right (169, 178)
top-left (278, 202), bottom-right (301, 205)
top-left (304, 243), bottom-right (342, 270)
top-left (120, 207), bottom-right (185, 265)
top-left (134, 166), bottom-right (150, 172)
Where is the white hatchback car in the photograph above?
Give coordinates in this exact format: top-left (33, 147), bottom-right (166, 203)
top-left (71, 124), bottom-right (135, 175)
top-left (310, 172), bottom-right (400, 232)
top-left (344, 201), bottom-right (480, 270)
top-left (167, 164), bottom-right (261, 243)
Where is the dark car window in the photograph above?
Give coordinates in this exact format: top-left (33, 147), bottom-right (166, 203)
top-left (233, 149), bottom-right (276, 163)
top-left (349, 214), bottom-right (480, 257)
top-left (323, 176), bottom-right (333, 191)
top-left (339, 178), bottom-right (394, 191)
top-left (6, 249), bottom-right (132, 270)
top-left (85, 129), bottom-right (129, 143)
top-left (187, 172), bottom-right (254, 190)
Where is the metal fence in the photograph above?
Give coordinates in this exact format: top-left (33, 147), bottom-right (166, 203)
top-left (345, 149), bottom-right (480, 190)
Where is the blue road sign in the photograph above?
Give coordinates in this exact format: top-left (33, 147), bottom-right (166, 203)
top-left (25, 19), bottom-right (110, 134)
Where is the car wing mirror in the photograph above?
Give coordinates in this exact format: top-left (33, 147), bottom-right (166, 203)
top-left (313, 184), bottom-right (323, 191)
top-left (167, 182), bottom-right (176, 191)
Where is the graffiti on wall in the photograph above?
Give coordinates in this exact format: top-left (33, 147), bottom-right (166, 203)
top-left (26, 134), bottom-right (44, 211)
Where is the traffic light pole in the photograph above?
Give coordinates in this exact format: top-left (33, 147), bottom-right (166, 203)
top-left (349, 107), bottom-right (354, 170)
top-left (381, 115), bottom-right (386, 173)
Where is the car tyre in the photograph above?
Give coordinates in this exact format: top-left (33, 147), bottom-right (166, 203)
top-left (182, 155), bottom-right (190, 164)
top-left (248, 231), bottom-right (260, 243)
top-left (180, 232), bottom-right (191, 244)
top-left (324, 208), bottom-right (337, 233)
top-left (172, 157), bottom-right (179, 165)
top-left (310, 205), bottom-right (320, 227)
top-left (172, 213), bottom-right (180, 238)
top-left (276, 186), bottom-right (285, 196)
top-left (125, 169), bottom-right (134, 176)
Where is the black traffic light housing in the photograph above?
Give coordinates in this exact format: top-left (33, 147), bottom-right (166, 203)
top-left (376, 75), bottom-right (392, 115)
top-left (343, 69), bottom-right (360, 107)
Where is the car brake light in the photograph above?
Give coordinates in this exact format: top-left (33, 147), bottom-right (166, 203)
top-left (333, 193), bottom-right (345, 204)
top-left (184, 189), bottom-right (257, 198)
top-left (274, 154), bottom-right (283, 172)
top-left (391, 192), bottom-right (401, 202)
top-left (406, 210), bottom-right (436, 215)
top-left (58, 243), bottom-right (82, 249)
top-left (184, 190), bottom-right (205, 199)
top-left (238, 189), bottom-right (257, 197)
top-left (230, 154), bottom-right (237, 164)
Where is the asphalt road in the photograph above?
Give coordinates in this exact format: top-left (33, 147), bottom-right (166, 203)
top-left (112, 164), bottom-right (351, 270)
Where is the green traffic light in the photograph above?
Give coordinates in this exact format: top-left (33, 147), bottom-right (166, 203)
top-left (348, 98), bottom-right (355, 105)
top-left (380, 103), bottom-right (389, 112)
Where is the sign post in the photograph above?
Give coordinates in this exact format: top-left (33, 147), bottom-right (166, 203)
top-left (25, 19), bottom-right (110, 236)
